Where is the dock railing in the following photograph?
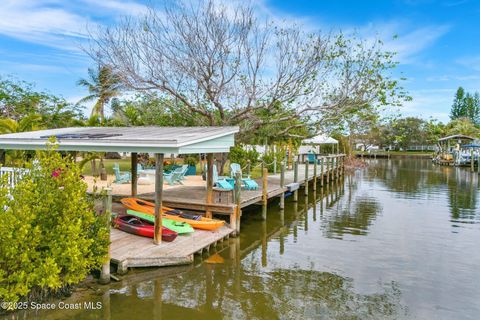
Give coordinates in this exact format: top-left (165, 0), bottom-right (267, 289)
top-left (0, 167), bottom-right (29, 189)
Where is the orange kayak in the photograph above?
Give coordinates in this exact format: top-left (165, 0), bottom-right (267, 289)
top-left (120, 198), bottom-right (225, 231)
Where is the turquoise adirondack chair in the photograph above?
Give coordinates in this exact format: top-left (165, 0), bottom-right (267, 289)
top-left (113, 163), bottom-right (131, 184)
top-left (174, 164), bottom-right (189, 181)
top-left (204, 164), bottom-right (233, 190)
top-left (163, 170), bottom-right (184, 185)
top-left (230, 163), bottom-right (259, 190)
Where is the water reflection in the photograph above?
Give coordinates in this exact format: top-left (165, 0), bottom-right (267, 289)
top-left (9, 159), bottom-right (480, 320)
top-left (368, 159), bottom-right (479, 226)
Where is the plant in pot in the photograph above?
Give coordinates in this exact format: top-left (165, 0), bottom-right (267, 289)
top-left (184, 156), bottom-right (198, 175)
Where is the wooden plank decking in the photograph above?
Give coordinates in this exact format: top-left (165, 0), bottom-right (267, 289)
top-left (136, 162), bottom-right (341, 213)
top-left (110, 226), bottom-right (234, 270)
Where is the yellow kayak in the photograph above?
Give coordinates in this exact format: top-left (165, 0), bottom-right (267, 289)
top-left (120, 198), bottom-right (225, 231)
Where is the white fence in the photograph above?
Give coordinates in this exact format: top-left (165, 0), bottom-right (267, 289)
top-left (0, 167), bottom-right (29, 189)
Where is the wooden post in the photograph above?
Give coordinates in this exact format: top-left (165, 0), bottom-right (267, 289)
top-left (331, 156), bottom-right (335, 181)
top-left (131, 152), bottom-right (138, 196)
top-left (336, 156), bottom-right (340, 179)
top-left (153, 154), bottom-right (164, 245)
top-left (313, 158), bottom-right (317, 191)
top-left (293, 161), bottom-right (298, 202)
top-left (304, 160), bottom-right (309, 196)
top-left (199, 153), bottom-right (203, 175)
top-left (326, 157), bottom-right (330, 183)
top-left (246, 160), bottom-right (251, 177)
top-left (471, 149), bottom-right (474, 172)
top-left (206, 153), bottom-right (214, 219)
top-left (320, 157), bottom-right (324, 187)
top-left (280, 161), bottom-right (285, 209)
top-left (233, 171), bottom-right (242, 235)
top-left (262, 167), bottom-right (268, 220)
top-left (99, 187), bottom-right (112, 284)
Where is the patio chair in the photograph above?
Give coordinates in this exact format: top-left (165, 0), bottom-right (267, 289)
top-left (230, 163), bottom-right (259, 190)
top-left (163, 170), bottom-right (184, 185)
top-left (204, 164), bottom-right (233, 190)
top-left (173, 164), bottom-right (189, 181)
top-left (113, 163), bottom-right (131, 184)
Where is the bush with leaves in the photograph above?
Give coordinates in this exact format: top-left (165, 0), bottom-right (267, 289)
top-left (228, 145), bottom-right (259, 171)
top-left (261, 147), bottom-right (287, 172)
top-left (0, 143), bottom-right (109, 304)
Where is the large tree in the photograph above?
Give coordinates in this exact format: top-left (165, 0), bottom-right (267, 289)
top-left (0, 77), bottom-right (82, 127)
top-left (450, 87), bottom-right (480, 126)
top-left (77, 65), bottom-right (123, 123)
top-left (87, 1), bottom-right (408, 142)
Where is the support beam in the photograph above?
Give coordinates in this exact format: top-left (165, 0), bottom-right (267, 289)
top-left (206, 153), bottom-right (214, 219)
top-left (233, 171), bottom-right (242, 235)
top-left (154, 153), bottom-right (164, 245)
top-left (293, 161), bottom-right (298, 202)
top-left (320, 157), bottom-right (324, 187)
top-left (99, 187), bottom-right (112, 284)
top-left (279, 161), bottom-right (285, 209)
top-left (262, 167), bottom-right (268, 220)
top-left (304, 160), bottom-right (309, 196)
top-left (131, 152), bottom-right (138, 196)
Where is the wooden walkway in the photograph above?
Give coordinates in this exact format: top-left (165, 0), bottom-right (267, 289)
top-left (107, 156), bottom-right (344, 272)
top-left (135, 161), bottom-right (343, 214)
top-left (110, 226), bottom-right (234, 272)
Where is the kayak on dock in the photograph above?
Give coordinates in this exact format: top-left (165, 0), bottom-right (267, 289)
top-left (113, 214), bottom-right (178, 242)
top-left (127, 209), bottom-right (194, 234)
top-left (120, 198), bottom-right (225, 231)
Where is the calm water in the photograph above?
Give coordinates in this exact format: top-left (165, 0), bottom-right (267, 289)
top-left (9, 159), bottom-right (480, 319)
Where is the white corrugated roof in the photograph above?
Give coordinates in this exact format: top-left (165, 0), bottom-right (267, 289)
top-left (0, 126), bottom-right (239, 154)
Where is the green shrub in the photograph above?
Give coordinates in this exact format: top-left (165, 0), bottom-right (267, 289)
top-left (261, 147), bottom-right (287, 172)
top-left (0, 142), bottom-right (109, 303)
top-left (229, 145), bottom-right (259, 170)
top-left (183, 155), bottom-right (198, 166)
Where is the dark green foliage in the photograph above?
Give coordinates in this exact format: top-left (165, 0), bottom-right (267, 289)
top-left (0, 143), bottom-right (109, 303)
top-left (261, 147), bottom-right (287, 172)
top-left (228, 145), bottom-right (260, 170)
top-left (0, 77), bottom-right (83, 128)
top-left (450, 87), bottom-right (480, 126)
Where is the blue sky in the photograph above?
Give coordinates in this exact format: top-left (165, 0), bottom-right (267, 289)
top-left (1, 0), bottom-right (479, 123)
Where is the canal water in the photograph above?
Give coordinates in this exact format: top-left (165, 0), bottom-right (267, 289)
top-left (11, 159), bottom-right (480, 319)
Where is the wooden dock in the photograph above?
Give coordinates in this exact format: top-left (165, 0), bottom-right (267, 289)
top-left (106, 155), bottom-right (344, 273)
top-left (135, 159), bottom-right (343, 214)
top-left (110, 226), bottom-right (234, 273)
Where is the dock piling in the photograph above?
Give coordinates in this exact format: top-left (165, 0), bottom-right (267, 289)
top-left (206, 153), bottom-right (214, 219)
top-left (304, 160), bottom-right (309, 196)
top-left (280, 161), bottom-right (285, 209)
top-left (471, 149), bottom-right (474, 172)
top-left (153, 153), bottom-right (164, 245)
top-left (262, 167), bottom-right (268, 220)
top-left (233, 171), bottom-right (242, 235)
top-left (313, 158), bottom-right (317, 191)
top-left (131, 153), bottom-right (138, 196)
top-left (99, 187), bottom-right (112, 284)
top-left (293, 160), bottom-right (298, 202)
top-left (320, 157), bottom-right (324, 187)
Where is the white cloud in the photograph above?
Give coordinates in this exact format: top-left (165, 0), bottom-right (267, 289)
top-left (79, 0), bottom-right (147, 15)
top-left (456, 55), bottom-right (480, 71)
top-left (402, 88), bottom-right (454, 122)
top-left (0, 0), bottom-right (93, 51)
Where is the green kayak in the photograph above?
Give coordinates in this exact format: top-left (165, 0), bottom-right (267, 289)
top-left (127, 210), bottom-right (194, 234)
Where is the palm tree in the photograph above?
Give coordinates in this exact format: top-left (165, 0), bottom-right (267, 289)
top-left (77, 65), bottom-right (123, 122)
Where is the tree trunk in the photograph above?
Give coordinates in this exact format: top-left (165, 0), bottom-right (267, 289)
top-left (0, 150), bottom-right (5, 166)
top-left (92, 159), bottom-right (98, 177)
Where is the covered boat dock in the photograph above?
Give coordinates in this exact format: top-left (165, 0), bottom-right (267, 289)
top-left (0, 126), bottom-right (345, 277)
